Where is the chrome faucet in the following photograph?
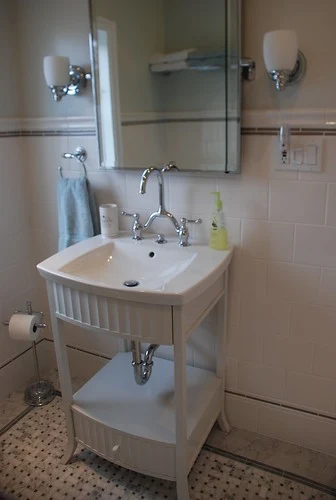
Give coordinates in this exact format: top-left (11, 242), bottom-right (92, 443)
top-left (139, 166), bottom-right (180, 233)
top-left (123, 163), bottom-right (202, 246)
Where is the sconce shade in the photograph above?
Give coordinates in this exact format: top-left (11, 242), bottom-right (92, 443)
top-left (263, 30), bottom-right (298, 72)
top-left (43, 56), bottom-right (70, 86)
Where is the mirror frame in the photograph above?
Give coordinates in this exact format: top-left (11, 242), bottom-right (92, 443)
top-left (88, 0), bottom-right (242, 175)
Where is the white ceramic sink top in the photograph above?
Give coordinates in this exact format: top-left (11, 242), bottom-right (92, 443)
top-left (37, 235), bottom-right (233, 305)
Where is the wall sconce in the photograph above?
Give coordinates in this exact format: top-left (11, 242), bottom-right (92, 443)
top-left (43, 56), bottom-right (91, 102)
top-left (263, 30), bottom-right (306, 91)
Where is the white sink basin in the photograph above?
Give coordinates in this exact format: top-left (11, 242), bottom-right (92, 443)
top-left (37, 235), bottom-right (232, 305)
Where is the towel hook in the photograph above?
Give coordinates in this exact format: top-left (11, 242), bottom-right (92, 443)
top-left (62, 146), bottom-right (87, 164)
top-left (59, 146), bottom-right (88, 179)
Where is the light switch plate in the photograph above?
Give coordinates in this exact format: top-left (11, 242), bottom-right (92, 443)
top-left (299, 137), bottom-right (323, 172)
top-left (276, 135), bottom-right (323, 172)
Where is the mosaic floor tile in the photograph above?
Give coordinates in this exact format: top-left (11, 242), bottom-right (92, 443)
top-left (0, 397), bottom-right (334, 499)
top-left (208, 424), bottom-right (336, 489)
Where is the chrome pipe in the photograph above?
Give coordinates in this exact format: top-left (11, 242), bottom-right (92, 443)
top-left (131, 340), bottom-right (145, 385)
top-left (144, 343), bottom-right (160, 366)
top-left (32, 341), bottom-right (41, 385)
top-left (131, 340), bottom-right (159, 385)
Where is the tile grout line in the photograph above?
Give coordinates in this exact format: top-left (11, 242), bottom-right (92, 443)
top-left (227, 389), bottom-right (336, 422)
top-left (203, 444), bottom-right (336, 497)
top-left (324, 183), bottom-right (330, 225)
top-left (43, 338), bottom-right (336, 421)
top-left (0, 338), bottom-right (111, 375)
top-left (0, 338), bottom-right (45, 371)
top-left (2, 126), bottom-right (336, 138)
top-left (0, 406), bottom-right (34, 436)
top-left (2, 397), bottom-right (335, 498)
top-left (292, 223), bottom-right (297, 264)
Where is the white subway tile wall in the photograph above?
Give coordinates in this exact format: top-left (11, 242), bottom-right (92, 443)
top-left (269, 180), bottom-right (327, 224)
top-left (6, 114), bottom-right (336, 454)
top-left (326, 182), bottom-right (336, 225)
top-left (286, 371), bottom-right (336, 414)
top-left (0, 137), bottom-right (41, 395)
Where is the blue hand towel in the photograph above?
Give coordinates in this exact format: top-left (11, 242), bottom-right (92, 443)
top-left (58, 177), bottom-right (100, 250)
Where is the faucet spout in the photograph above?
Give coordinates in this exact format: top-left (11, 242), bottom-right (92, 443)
top-left (139, 166), bottom-right (163, 198)
top-left (139, 165), bottom-right (181, 234)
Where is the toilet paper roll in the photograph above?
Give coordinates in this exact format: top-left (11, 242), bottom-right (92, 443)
top-left (99, 203), bottom-right (119, 237)
top-left (8, 313), bottom-right (39, 342)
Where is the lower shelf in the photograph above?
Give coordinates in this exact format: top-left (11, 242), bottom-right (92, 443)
top-left (71, 352), bottom-right (221, 480)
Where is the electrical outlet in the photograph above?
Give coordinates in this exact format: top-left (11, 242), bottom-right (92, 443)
top-left (276, 136), bottom-right (323, 172)
top-left (280, 125), bottom-right (290, 165)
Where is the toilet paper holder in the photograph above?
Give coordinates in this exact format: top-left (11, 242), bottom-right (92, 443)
top-left (2, 300), bottom-right (55, 407)
top-left (3, 301), bottom-right (47, 329)
top-left (3, 318), bottom-right (47, 329)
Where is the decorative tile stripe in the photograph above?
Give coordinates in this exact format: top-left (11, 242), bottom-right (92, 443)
top-left (204, 444), bottom-right (336, 498)
top-left (122, 119), bottom-right (167, 126)
top-left (2, 126), bottom-right (336, 137)
top-left (43, 337), bottom-right (112, 361)
top-left (122, 116), bottom-right (239, 126)
top-left (0, 131), bottom-right (23, 138)
top-left (2, 402), bottom-right (335, 496)
top-left (1, 398), bottom-right (334, 500)
top-left (242, 126), bottom-right (336, 136)
top-left (2, 124), bottom-right (336, 137)
top-left (226, 390), bottom-right (336, 422)
top-left (0, 128), bottom-right (96, 138)
top-left (0, 406), bottom-right (33, 437)
top-left (37, 341), bottom-right (336, 426)
top-left (0, 338), bottom-right (45, 371)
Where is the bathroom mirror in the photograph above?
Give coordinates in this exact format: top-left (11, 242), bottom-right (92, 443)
top-left (89, 0), bottom-right (241, 174)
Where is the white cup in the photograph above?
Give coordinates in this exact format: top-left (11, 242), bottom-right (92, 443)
top-left (99, 204), bottom-right (119, 237)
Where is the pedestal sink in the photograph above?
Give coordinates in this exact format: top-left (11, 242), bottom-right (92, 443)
top-left (37, 234), bottom-right (233, 500)
top-left (38, 234), bottom-right (232, 305)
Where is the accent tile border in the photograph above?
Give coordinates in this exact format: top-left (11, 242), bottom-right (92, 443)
top-left (16, 339), bottom-right (336, 427)
top-left (0, 338), bottom-right (45, 371)
top-left (43, 337), bottom-right (112, 361)
top-left (2, 125), bottom-right (336, 138)
top-left (1, 393), bottom-right (335, 497)
top-left (204, 444), bottom-right (336, 497)
top-left (226, 390), bottom-right (336, 423)
top-left (242, 126), bottom-right (336, 136)
top-left (10, 339), bottom-right (335, 426)
top-left (122, 116), bottom-right (239, 126)
top-left (1, 110), bottom-right (336, 136)
top-left (0, 406), bottom-right (33, 436)
top-left (0, 129), bottom-right (96, 138)
top-left (0, 339), bottom-right (110, 377)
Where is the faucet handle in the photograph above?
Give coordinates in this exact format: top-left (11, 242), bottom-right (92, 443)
top-left (178, 218), bottom-right (202, 247)
top-left (180, 217), bottom-right (202, 228)
top-left (121, 211), bottom-right (140, 221)
top-left (121, 212), bottom-right (143, 240)
top-left (162, 161), bottom-right (180, 173)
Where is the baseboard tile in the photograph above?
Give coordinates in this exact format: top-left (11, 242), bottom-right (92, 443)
top-left (3, 338), bottom-right (336, 456)
top-left (226, 393), bottom-right (336, 457)
top-left (204, 443), bottom-right (336, 497)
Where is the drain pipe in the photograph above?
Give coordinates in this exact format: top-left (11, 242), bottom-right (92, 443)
top-left (131, 340), bottom-right (159, 385)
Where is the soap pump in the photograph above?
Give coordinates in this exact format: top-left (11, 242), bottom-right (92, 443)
top-left (209, 192), bottom-right (229, 251)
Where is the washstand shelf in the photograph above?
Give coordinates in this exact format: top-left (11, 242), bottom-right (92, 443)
top-left (37, 235), bottom-right (233, 500)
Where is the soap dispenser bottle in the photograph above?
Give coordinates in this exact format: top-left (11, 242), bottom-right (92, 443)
top-left (209, 192), bottom-right (229, 250)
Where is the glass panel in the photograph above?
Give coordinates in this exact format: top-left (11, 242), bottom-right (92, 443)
top-left (89, 0), bottom-right (241, 174)
top-left (226, 0), bottom-right (241, 173)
